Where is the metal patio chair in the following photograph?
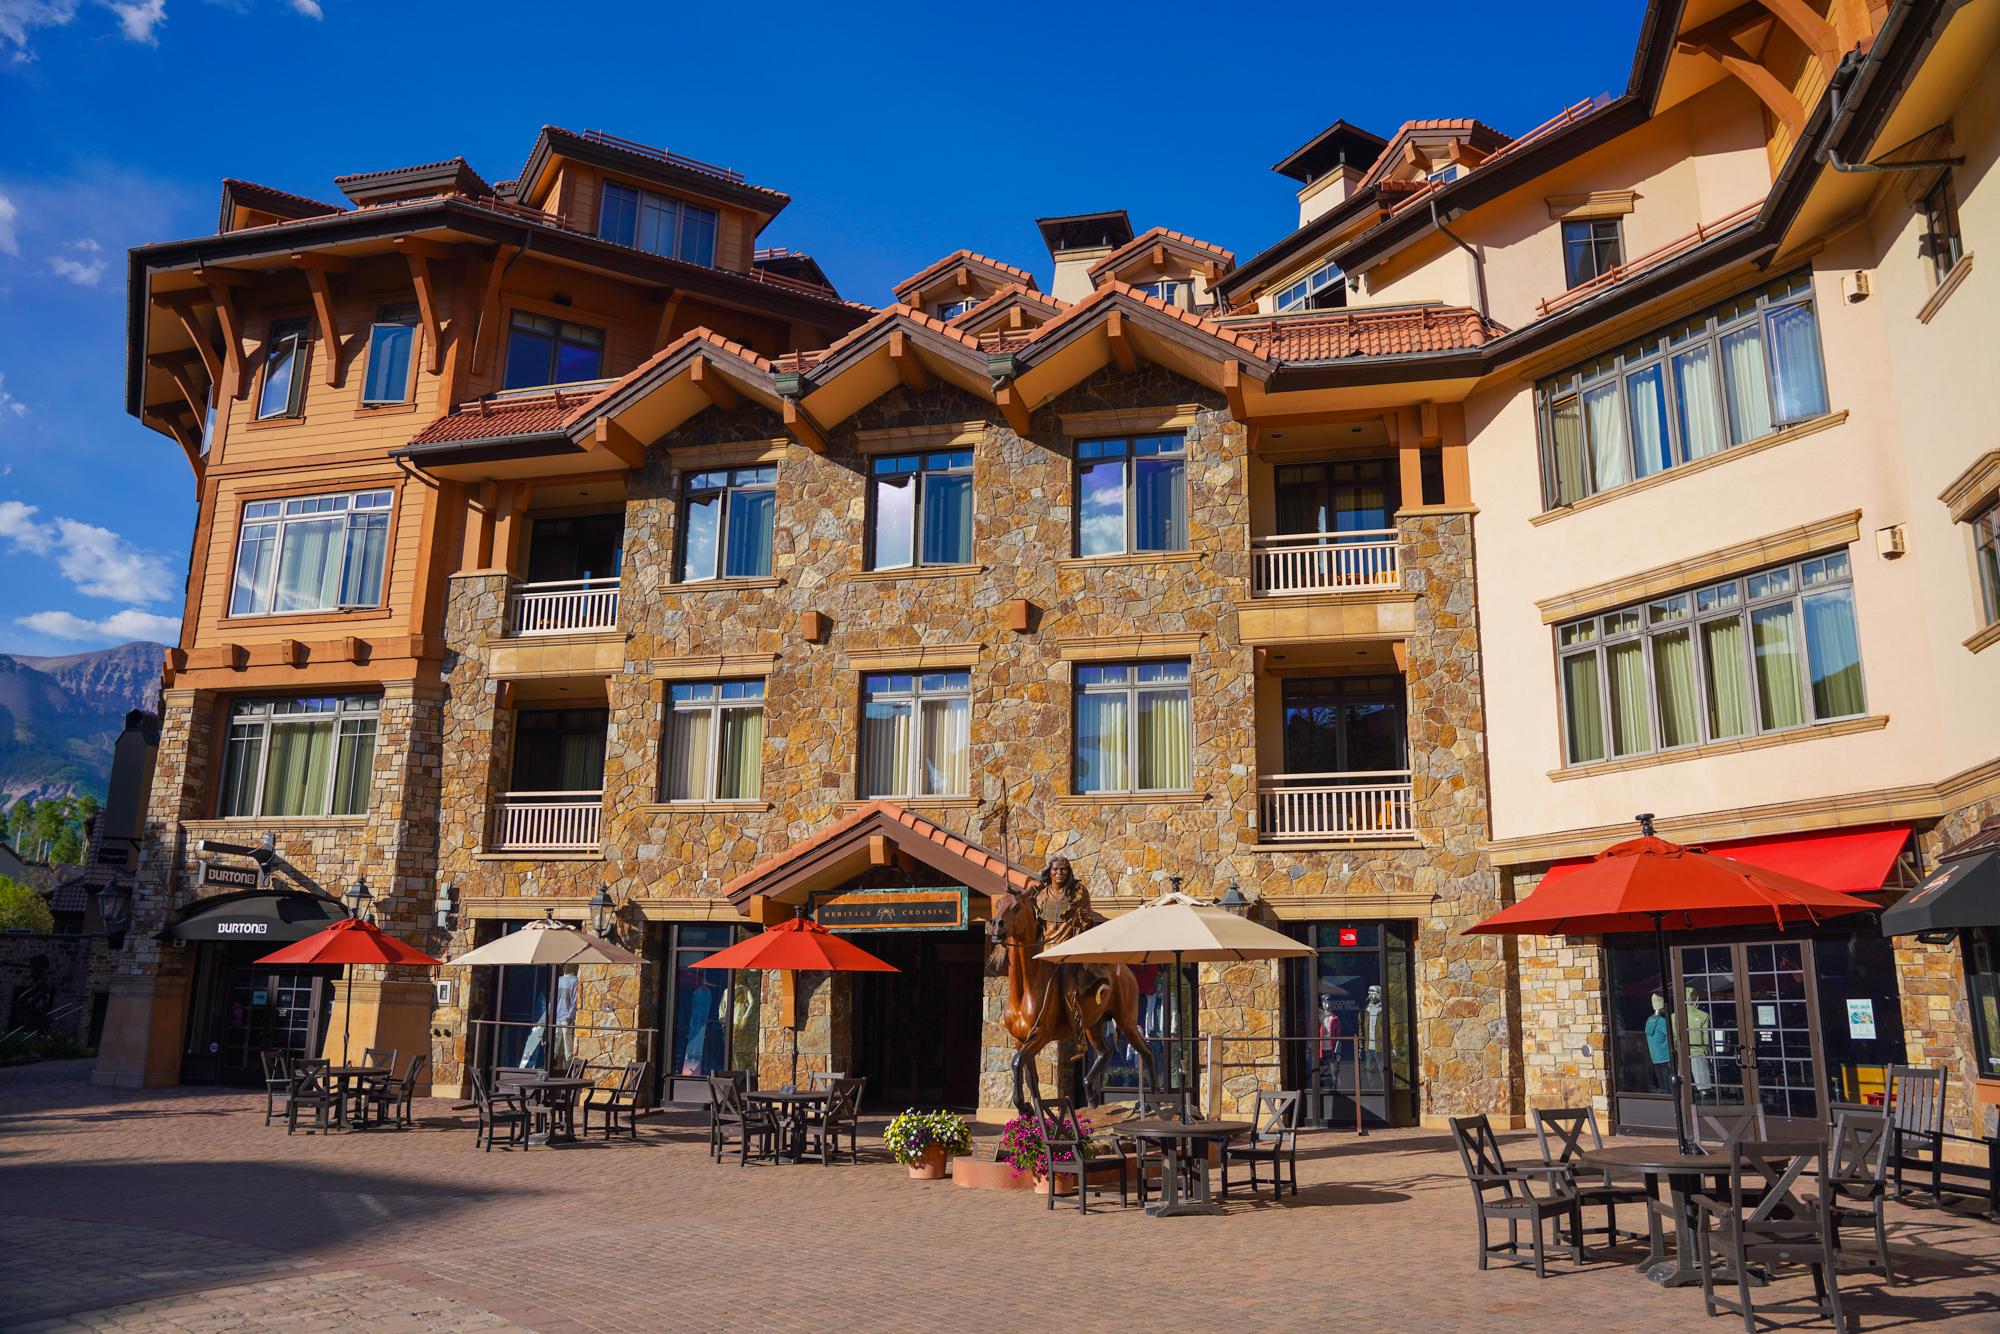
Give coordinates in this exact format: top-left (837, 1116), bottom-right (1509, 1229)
top-left (1448, 1114), bottom-right (1587, 1278)
top-left (583, 1060), bottom-right (648, 1141)
top-left (1532, 1106), bottom-right (1649, 1248)
top-left (471, 1067), bottom-right (530, 1152)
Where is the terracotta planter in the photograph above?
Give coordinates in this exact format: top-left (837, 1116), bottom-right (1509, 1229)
top-left (952, 1155), bottom-right (1036, 1191)
top-left (906, 1144), bottom-right (948, 1179)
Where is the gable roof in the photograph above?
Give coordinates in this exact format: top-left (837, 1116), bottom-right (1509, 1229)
top-left (216, 179), bottom-right (345, 234)
top-left (335, 156), bottom-right (492, 206)
top-left (1086, 227), bottom-right (1236, 282)
top-left (514, 125), bottom-right (791, 221)
top-left (721, 800), bottom-right (1038, 911)
top-left (891, 250), bottom-right (1038, 304)
top-left (949, 283), bottom-right (1070, 334)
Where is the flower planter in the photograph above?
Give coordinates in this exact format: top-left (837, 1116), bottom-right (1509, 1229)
top-left (907, 1144), bottom-right (948, 1179)
top-left (953, 1154), bottom-right (1036, 1191)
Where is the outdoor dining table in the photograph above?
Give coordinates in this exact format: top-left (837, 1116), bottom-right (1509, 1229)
top-left (1577, 1144), bottom-right (1790, 1288)
top-left (512, 1077), bottom-right (595, 1145)
top-left (1124, 1119), bottom-right (1253, 1217)
top-left (745, 1089), bottom-right (828, 1164)
top-left (321, 1066), bottom-right (393, 1130)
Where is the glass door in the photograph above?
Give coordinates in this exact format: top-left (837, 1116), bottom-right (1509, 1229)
top-left (1676, 940), bottom-right (1824, 1136)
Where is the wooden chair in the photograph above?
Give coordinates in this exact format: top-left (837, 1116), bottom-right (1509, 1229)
top-left (708, 1076), bottom-right (774, 1165)
top-left (1221, 1091), bottom-right (1301, 1200)
top-left (799, 1080), bottom-right (864, 1166)
top-left (285, 1061), bottom-right (340, 1136)
top-left (260, 1051), bottom-right (293, 1127)
top-left (1128, 1085), bottom-right (1188, 1206)
top-left (704, 1071), bottom-right (752, 1157)
top-left (563, 1056), bottom-right (590, 1080)
top-left (1036, 1097), bottom-right (1125, 1213)
top-left (1886, 1065), bottom-right (1948, 1203)
top-left (471, 1067), bottom-right (530, 1152)
top-left (1817, 1109), bottom-right (1895, 1285)
top-left (583, 1060), bottom-right (647, 1141)
top-left (806, 1070), bottom-right (848, 1091)
top-left (1691, 1140), bottom-right (1847, 1334)
top-left (1448, 1114), bottom-right (1586, 1278)
top-left (1532, 1106), bottom-right (1649, 1248)
top-left (364, 1054), bottom-right (426, 1130)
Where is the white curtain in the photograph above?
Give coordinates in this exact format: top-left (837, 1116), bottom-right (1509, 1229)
top-left (918, 697), bottom-right (968, 795)
top-left (666, 709), bottom-right (712, 800)
top-left (1584, 381), bottom-right (1630, 492)
top-left (872, 474), bottom-right (915, 569)
top-left (1767, 302), bottom-right (1829, 423)
top-left (1721, 325), bottom-right (1773, 445)
top-left (1076, 693), bottom-right (1128, 792)
top-left (1137, 688), bottom-right (1191, 790)
top-left (862, 701), bottom-right (912, 797)
top-left (1674, 346), bottom-right (1725, 460)
top-left (274, 517), bottom-right (342, 612)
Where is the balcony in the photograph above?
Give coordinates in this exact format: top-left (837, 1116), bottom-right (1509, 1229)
top-left (490, 792), bottom-right (603, 853)
top-left (1256, 771), bottom-right (1414, 843)
top-left (1251, 531), bottom-right (1400, 597)
top-left (508, 578), bottom-right (621, 636)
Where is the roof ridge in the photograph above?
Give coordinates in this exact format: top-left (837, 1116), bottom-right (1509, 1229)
top-left (892, 249), bottom-right (1038, 298)
top-left (221, 178), bottom-right (346, 215)
top-left (1087, 226), bottom-right (1237, 277)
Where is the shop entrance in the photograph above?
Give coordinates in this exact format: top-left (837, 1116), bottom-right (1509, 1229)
top-left (850, 928), bottom-right (984, 1109)
top-left (182, 941), bottom-right (336, 1086)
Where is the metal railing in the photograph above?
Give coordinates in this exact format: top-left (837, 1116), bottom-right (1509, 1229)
top-left (508, 578), bottom-right (620, 635)
top-left (1251, 530), bottom-right (1400, 595)
top-left (490, 793), bottom-right (603, 852)
top-left (582, 129), bottom-right (746, 183)
top-left (1257, 771), bottom-right (1415, 841)
top-left (1535, 201), bottom-right (1763, 318)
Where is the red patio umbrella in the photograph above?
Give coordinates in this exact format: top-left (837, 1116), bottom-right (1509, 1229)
top-left (692, 914), bottom-right (897, 1084)
top-left (258, 916), bottom-right (445, 1066)
top-left (1465, 815), bottom-right (1877, 1152)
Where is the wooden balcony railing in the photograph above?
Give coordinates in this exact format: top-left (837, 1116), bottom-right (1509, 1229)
top-left (1257, 772), bottom-right (1415, 842)
top-left (507, 578), bottom-right (620, 636)
top-left (490, 793), bottom-right (603, 852)
top-left (1251, 531), bottom-right (1400, 596)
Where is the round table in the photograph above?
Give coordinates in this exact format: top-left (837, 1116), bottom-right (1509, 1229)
top-left (1123, 1120), bottom-right (1252, 1217)
top-left (746, 1090), bottom-right (829, 1163)
top-left (513, 1076), bottom-right (594, 1144)
top-left (1578, 1145), bottom-right (1777, 1288)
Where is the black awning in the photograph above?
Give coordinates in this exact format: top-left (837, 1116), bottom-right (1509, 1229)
top-left (156, 889), bottom-right (348, 943)
top-left (1881, 851), bottom-right (2000, 935)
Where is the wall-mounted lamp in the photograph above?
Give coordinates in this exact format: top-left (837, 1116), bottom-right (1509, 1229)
top-left (342, 875), bottom-right (374, 924)
top-left (589, 887), bottom-right (617, 939)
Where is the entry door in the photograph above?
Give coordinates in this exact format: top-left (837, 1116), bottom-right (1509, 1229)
top-left (1675, 941), bottom-right (1824, 1136)
top-left (219, 968), bottom-right (330, 1078)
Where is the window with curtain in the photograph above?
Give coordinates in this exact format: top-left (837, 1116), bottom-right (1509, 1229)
top-left (1075, 662), bottom-right (1190, 793)
top-left (859, 672), bottom-right (970, 798)
top-left (1557, 550), bottom-right (1865, 767)
top-left (1537, 270), bottom-right (1828, 509)
top-left (1974, 505), bottom-right (2000, 628)
top-left (1562, 218), bottom-right (1624, 289)
top-left (1921, 173), bottom-right (1963, 286)
top-left (663, 682), bottom-right (764, 801)
top-left (229, 489), bottom-right (392, 616)
top-left (510, 709), bottom-right (608, 792)
top-left (678, 466), bottom-right (776, 581)
top-left (503, 311), bottom-right (605, 391)
top-left (1275, 260), bottom-right (1344, 312)
top-left (1077, 434), bottom-right (1188, 556)
top-left (256, 319), bottom-right (310, 420)
top-left (216, 695), bottom-right (378, 818)
top-left (360, 304), bottom-right (420, 405)
top-left (869, 450), bottom-right (973, 569)
top-left (597, 181), bottom-right (718, 267)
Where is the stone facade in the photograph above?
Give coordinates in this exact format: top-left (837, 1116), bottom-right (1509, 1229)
top-left (1, 933), bottom-right (116, 1042)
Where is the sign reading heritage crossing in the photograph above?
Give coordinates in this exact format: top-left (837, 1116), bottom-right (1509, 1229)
top-left (810, 888), bottom-right (968, 932)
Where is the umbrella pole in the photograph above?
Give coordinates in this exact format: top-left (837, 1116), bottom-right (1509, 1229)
top-left (1651, 913), bottom-right (1695, 1155)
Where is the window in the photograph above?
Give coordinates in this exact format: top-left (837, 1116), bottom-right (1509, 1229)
top-left (217, 695), bottom-right (378, 817)
top-left (870, 450), bottom-right (972, 569)
top-left (936, 298), bottom-right (978, 320)
top-left (1562, 218), bottom-right (1624, 289)
top-left (1921, 174), bottom-right (1963, 285)
top-left (1274, 459), bottom-right (1397, 535)
top-left (860, 672), bottom-right (969, 798)
top-left (1077, 434), bottom-right (1187, 556)
top-left (663, 682), bottom-right (764, 801)
top-left (1966, 927), bottom-right (2000, 1077)
top-left (1281, 676), bottom-right (1407, 773)
top-left (1557, 551), bottom-right (1865, 766)
top-left (1427, 165), bottom-right (1459, 184)
top-left (1132, 280), bottom-right (1184, 306)
top-left (511, 708), bottom-right (607, 792)
top-left (360, 304), bottom-right (420, 405)
top-left (597, 181), bottom-right (718, 267)
top-left (678, 465), bottom-right (775, 581)
top-left (256, 319), bottom-right (310, 420)
top-left (527, 512), bottom-right (624, 583)
top-left (1276, 261), bottom-right (1345, 312)
top-left (1975, 504), bottom-right (2000, 627)
top-left (1538, 270), bottom-right (1828, 508)
top-left (503, 311), bottom-right (605, 391)
top-left (1075, 662), bottom-right (1191, 793)
top-left (229, 489), bottom-right (392, 616)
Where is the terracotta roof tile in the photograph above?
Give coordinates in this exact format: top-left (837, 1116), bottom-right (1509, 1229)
top-left (1077, 282), bottom-right (1266, 356)
top-left (949, 283), bottom-right (1070, 329)
top-left (1087, 226), bottom-right (1236, 279)
top-left (333, 156), bottom-right (479, 185)
top-left (1231, 304), bottom-right (1507, 361)
top-left (891, 249), bottom-right (1038, 300)
top-left (407, 396), bottom-right (575, 446)
top-left (220, 178), bottom-right (347, 217)
top-left (719, 800), bottom-right (1038, 904)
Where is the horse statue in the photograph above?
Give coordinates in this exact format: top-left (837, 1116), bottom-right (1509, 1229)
top-left (987, 858), bottom-right (1156, 1115)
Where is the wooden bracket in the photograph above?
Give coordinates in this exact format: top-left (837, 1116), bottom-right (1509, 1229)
top-left (193, 269), bottom-right (251, 398)
top-left (292, 253), bottom-right (349, 387)
top-left (154, 292), bottom-right (222, 388)
top-left (799, 610), bottom-right (828, 642)
top-left (1107, 310), bottom-right (1138, 373)
top-left (1420, 402), bottom-right (1441, 443)
top-left (690, 354), bottom-right (740, 410)
top-left (994, 379), bottom-right (1032, 436)
top-left (869, 834), bottom-right (893, 867)
top-left (1006, 598), bottom-right (1032, 632)
top-left (783, 397), bottom-right (827, 454)
top-left (1151, 244), bottom-right (1168, 270)
top-left (1676, 2), bottom-right (1809, 134)
top-left (1391, 640), bottom-right (1409, 672)
top-left (147, 350), bottom-right (210, 419)
top-left (393, 239), bottom-right (447, 375)
top-left (593, 417), bottom-right (645, 469)
top-left (955, 266), bottom-right (972, 291)
top-left (472, 243), bottom-right (519, 378)
top-left (888, 329), bottom-right (930, 390)
top-left (651, 286), bottom-right (684, 352)
top-left (1222, 359), bottom-right (1249, 420)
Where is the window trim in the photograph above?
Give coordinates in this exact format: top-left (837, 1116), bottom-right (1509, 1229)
top-left (1275, 260), bottom-right (1344, 312)
top-left (253, 316), bottom-right (312, 421)
top-left (1074, 433), bottom-right (1190, 558)
top-left (214, 693), bottom-right (381, 819)
top-left (1973, 502), bottom-right (2000, 629)
top-left (858, 670), bottom-right (972, 799)
top-left (866, 449), bottom-right (975, 571)
top-left (661, 680), bottom-right (766, 803)
top-left (1073, 660), bottom-right (1193, 795)
top-left (935, 297), bottom-right (979, 321)
top-left (502, 308), bottom-right (608, 392)
top-left (675, 464), bottom-right (778, 583)
top-left (1554, 550), bottom-right (1867, 770)
top-left (1921, 172), bottom-right (1964, 287)
top-left (226, 486), bottom-right (397, 618)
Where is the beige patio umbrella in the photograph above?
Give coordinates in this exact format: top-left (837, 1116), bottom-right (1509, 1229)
top-left (448, 911), bottom-right (647, 1074)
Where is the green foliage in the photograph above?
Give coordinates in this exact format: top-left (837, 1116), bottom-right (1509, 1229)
top-left (0, 875), bottom-right (54, 933)
top-left (0, 1030), bottom-right (95, 1062)
top-left (882, 1107), bottom-right (975, 1165)
top-left (6, 793), bottom-right (101, 865)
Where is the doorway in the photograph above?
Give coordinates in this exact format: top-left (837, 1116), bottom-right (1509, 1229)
top-left (181, 941), bottom-right (336, 1085)
top-left (850, 929), bottom-right (984, 1109)
top-left (1273, 458), bottom-right (1399, 538)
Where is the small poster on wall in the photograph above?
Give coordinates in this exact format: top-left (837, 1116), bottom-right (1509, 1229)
top-left (1847, 998), bottom-right (1877, 1040)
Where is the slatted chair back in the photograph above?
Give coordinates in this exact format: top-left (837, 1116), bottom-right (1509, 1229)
top-left (1721, 1139), bottom-right (1827, 1244)
top-left (807, 1070), bottom-right (848, 1091)
top-left (260, 1050), bottom-right (290, 1083)
top-left (711, 1075), bottom-right (748, 1117)
top-left (1533, 1106), bottom-right (1611, 1186)
top-left (1251, 1090), bottom-right (1301, 1144)
top-left (1887, 1065), bottom-right (1947, 1137)
top-left (291, 1058), bottom-right (330, 1093)
top-left (720, 1068), bottom-right (753, 1092)
top-left (361, 1047), bottom-right (396, 1072)
top-left (1695, 1103), bottom-right (1768, 1150)
top-left (619, 1060), bottom-right (650, 1098)
top-left (1450, 1114), bottom-right (1515, 1196)
top-left (399, 1053), bottom-right (427, 1096)
top-left (1140, 1086), bottom-right (1188, 1122)
top-left (1829, 1110), bottom-right (1890, 1189)
top-left (563, 1056), bottom-right (589, 1080)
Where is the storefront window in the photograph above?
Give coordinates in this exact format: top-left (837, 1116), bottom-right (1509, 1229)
top-left (1285, 923), bottom-right (1415, 1125)
top-left (1814, 931), bottom-right (1909, 1104)
top-left (661, 924), bottom-right (760, 1100)
top-left (1965, 927), bottom-right (2000, 1079)
top-left (1103, 962), bottom-right (1196, 1095)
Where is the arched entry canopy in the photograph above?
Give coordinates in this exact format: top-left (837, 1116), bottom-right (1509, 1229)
top-left (721, 800), bottom-right (1038, 924)
top-left (156, 888), bottom-right (349, 943)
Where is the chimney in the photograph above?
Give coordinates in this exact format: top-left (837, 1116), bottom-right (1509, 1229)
top-left (1299, 165), bottom-right (1366, 227)
top-left (100, 710), bottom-right (161, 846)
top-left (1035, 210), bottom-right (1135, 303)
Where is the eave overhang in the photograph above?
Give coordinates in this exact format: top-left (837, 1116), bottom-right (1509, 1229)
top-left (515, 126), bottom-right (791, 223)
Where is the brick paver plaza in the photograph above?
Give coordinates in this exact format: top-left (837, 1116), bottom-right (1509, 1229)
top-left (4, 1061), bottom-right (1997, 1333)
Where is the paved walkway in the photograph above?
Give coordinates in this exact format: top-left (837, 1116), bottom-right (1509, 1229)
top-left (4, 1060), bottom-right (1998, 1333)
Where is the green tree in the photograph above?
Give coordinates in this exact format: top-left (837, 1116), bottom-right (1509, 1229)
top-left (0, 875), bottom-right (54, 933)
top-left (6, 794), bottom-right (100, 864)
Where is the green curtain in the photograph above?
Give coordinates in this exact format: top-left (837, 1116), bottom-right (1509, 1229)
top-left (1076, 693), bottom-right (1128, 792)
top-left (1606, 640), bottom-right (1651, 756)
top-left (1562, 654), bottom-right (1605, 764)
top-left (1752, 604), bottom-right (1807, 729)
top-left (918, 697), bottom-right (968, 795)
top-left (1651, 629), bottom-right (1699, 748)
top-left (717, 705), bottom-right (763, 800)
top-left (331, 719), bottom-right (375, 815)
top-left (1803, 588), bottom-right (1865, 719)
top-left (218, 726), bottom-right (265, 817)
top-left (1701, 617), bottom-right (1754, 739)
top-left (558, 732), bottom-right (605, 791)
top-left (1551, 396), bottom-right (1588, 504)
top-left (262, 719), bottom-right (333, 816)
top-left (667, 708), bottom-right (713, 800)
top-left (1137, 688), bottom-right (1191, 790)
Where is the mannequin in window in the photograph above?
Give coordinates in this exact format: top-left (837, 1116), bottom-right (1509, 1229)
top-left (1684, 985), bottom-right (1714, 1090)
top-left (682, 977), bottom-right (719, 1075)
top-left (1646, 992), bottom-right (1674, 1093)
top-left (1362, 985), bottom-right (1384, 1081)
top-left (1316, 993), bottom-right (1341, 1067)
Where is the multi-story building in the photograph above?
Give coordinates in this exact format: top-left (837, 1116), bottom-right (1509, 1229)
top-left (103, 0), bottom-right (2000, 1137)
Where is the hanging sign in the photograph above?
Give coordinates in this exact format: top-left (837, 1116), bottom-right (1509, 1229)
top-left (1846, 998), bottom-right (1877, 1040)
top-left (810, 887), bottom-right (968, 932)
top-left (1338, 928), bottom-right (1359, 946)
top-left (198, 861), bottom-right (262, 890)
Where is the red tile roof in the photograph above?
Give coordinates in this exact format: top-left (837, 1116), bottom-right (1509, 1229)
top-left (1086, 226), bottom-right (1236, 279)
top-left (1230, 304), bottom-right (1506, 361)
top-left (719, 799), bottom-right (1037, 904)
top-left (891, 250), bottom-right (1038, 300)
top-left (949, 283), bottom-right (1070, 328)
top-left (221, 178), bottom-right (347, 217)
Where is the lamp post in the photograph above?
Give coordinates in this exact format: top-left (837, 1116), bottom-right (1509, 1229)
top-left (588, 887), bottom-right (616, 940)
top-left (342, 875), bottom-right (374, 924)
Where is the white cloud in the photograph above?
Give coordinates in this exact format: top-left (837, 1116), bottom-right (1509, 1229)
top-left (0, 371), bottom-right (23, 420)
top-left (68, 237), bottom-right (99, 252)
top-left (104, 0), bottom-right (161, 42)
top-left (0, 193), bottom-right (17, 256)
top-left (17, 607), bottom-right (180, 643)
top-left (0, 502), bottom-right (176, 602)
top-left (49, 253), bottom-right (105, 285)
top-left (0, 2), bottom-right (80, 56)
top-left (289, 0), bottom-right (320, 15)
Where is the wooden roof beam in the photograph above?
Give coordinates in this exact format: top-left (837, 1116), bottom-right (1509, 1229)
top-left (1106, 310), bottom-right (1138, 373)
top-left (650, 286), bottom-right (684, 353)
top-left (888, 330), bottom-right (930, 391)
top-left (783, 397), bottom-right (827, 454)
top-left (472, 244), bottom-right (520, 378)
top-left (1687, 30), bottom-right (1807, 136)
top-left (1755, 0), bottom-right (1839, 73)
top-left (147, 350), bottom-right (210, 420)
top-left (1151, 244), bottom-right (1168, 269)
top-left (994, 378), bottom-right (1032, 437)
top-left (1222, 359), bottom-right (1250, 421)
top-left (592, 417), bottom-right (646, 469)
top-left (392, 237), bottom-right (451, 374)
top-left (143, 403), bottom-right (204, 477)
top-left (689, 354), bottom-right (740, 410)
top-left (291, 252), bottom-right (349, 387)
top-left (193, 268), bottom-right (252, 398)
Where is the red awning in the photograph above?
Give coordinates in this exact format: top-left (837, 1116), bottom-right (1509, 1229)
top-left (1541, 826), bottom-right (1909, 896)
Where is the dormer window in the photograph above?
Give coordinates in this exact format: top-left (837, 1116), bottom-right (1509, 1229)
top-left (1276, 261), bottom-right (1345, 312)
top-left (598, 181), bottom-right (717, 267)
top-left (1562, 219), bottom-right (1624, 289)
top-left (936, 298), bottom-right (978, 320)
top-left (1132, 281), bottom-right (1185, 307)
top-left (504, 311), bottom-right (605, 391)
top-left (1427, 165), bottom-right (1459, 184)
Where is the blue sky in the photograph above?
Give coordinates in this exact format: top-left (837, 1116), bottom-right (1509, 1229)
top-left (0, 0), bottom-right (1643, 658)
